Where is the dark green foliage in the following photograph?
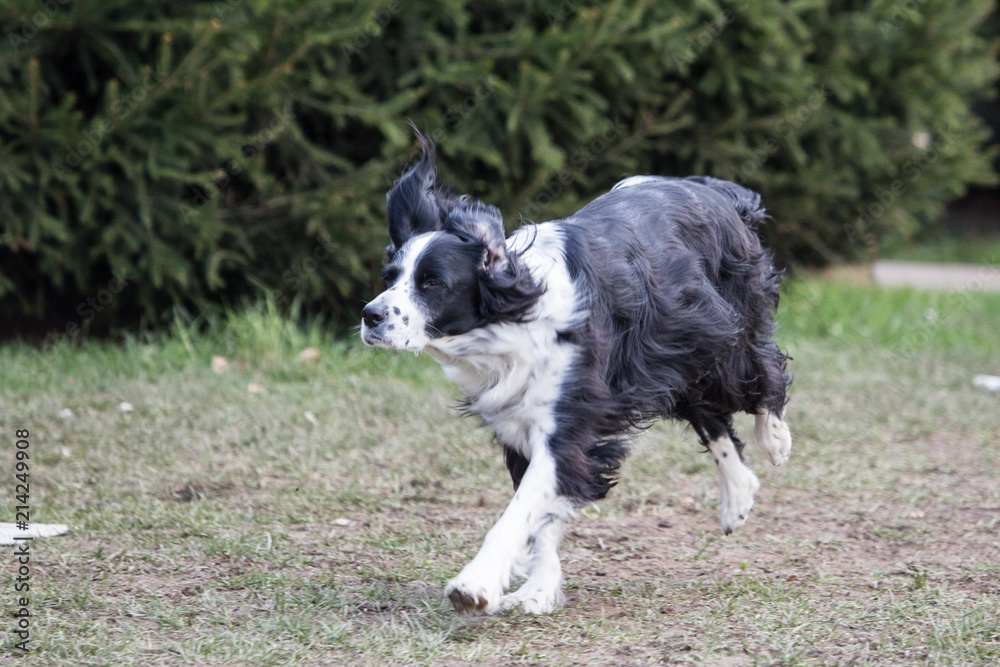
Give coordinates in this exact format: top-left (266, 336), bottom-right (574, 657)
top-left (1, 0), bottom-right (997, 335)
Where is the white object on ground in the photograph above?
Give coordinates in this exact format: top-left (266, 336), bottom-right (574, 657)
top-left (972, 374), bottom-right (1000, 392)
top-left (0, 523), bottom-right (69, 546)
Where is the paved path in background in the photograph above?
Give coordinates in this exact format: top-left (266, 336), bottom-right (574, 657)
top-left (871, 260), bottom-right (1000, 292)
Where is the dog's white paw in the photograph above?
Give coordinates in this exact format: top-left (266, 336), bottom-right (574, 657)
top-left (445, 579), bottom-right (500, 614)
top-left (444, 563), bottom-right (505, 614)
top-left (718, 461), bottom-right (760, 535)
top-left (708, 435), bottom-right (761, 534)
top-left (499, 552), bottom-right (565, 615)
top-left (500, 582), bottom-right (565, 615)
top-left (755, 411), bottom-right (792, 466)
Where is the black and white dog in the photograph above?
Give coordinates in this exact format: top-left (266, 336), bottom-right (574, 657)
top-left (361, 134), bottom-right (791, 615)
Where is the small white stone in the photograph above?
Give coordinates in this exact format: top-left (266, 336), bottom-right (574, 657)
top-left (119, 401), bottom-right (134, 413)
top-left (58, 408), bottom-right (74, 419)
top-left (972, 374), bottom-right (1000, 392)
top-left (0, 522), bottom-right (69, 545)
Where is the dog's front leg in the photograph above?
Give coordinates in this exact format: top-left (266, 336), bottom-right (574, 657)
top-left (445, 440), bottom-right (572, 614)
top-left (499, 514), bottom-right (568, 614)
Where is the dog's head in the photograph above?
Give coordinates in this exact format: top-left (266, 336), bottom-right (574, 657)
top-left (361, 133), bottom-right (543, 352)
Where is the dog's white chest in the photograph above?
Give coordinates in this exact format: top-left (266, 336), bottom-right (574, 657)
top-left (423, 224), bottom-right (582, 458)
top-left (430, 327), bottom-right (577, 458)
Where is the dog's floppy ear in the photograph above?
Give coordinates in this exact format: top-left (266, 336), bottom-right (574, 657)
top-left (445, 202), bottom-right (544, 324)
top-left (386, 132), bottom-right (444, 258)
top-left (443, 202), bottom-right (510, 273)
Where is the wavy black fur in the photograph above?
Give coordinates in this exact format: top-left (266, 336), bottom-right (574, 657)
top-left (509, 177), bottom-right (790, 501)
top-left (381, 135), bottom-right (790, 507)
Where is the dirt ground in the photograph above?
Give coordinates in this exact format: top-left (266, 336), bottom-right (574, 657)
top-left (176, 438), bottom-right (999, 664)
top-left (29, 420), bottom-right (1000, 665)
top-left (9, 331), bottom-right (1000, 665)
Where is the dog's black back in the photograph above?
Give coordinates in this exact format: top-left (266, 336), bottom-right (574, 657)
top-left (509, 177), bottom-right (791, 501)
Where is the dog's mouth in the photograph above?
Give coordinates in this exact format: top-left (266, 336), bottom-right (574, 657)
top-left (361, 323), bottom-right (421, 353)
top-left (360, 324), bottom-right (389, 348)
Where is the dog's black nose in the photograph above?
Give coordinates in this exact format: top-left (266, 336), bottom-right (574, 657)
top-left (362, 304), bottom-right (386, 328)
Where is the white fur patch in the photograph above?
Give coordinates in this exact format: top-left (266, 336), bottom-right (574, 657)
top-left (360, 232), bottom-right (440, 351)
top-left (425, 225), bottom-right (580, 458)
top-left (444, 442), bottom-right (574, 613)
top-left (612, 175), bottom-right (663, 190)
top-left (754, 410), bottom-right (792, 466)
top-left (708, 435), bottom-right (760, 535)
top-left (499, 518), bottom-right (566, 614)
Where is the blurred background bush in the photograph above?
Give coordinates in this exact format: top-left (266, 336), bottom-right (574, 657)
top-left (1, 0), bottom-right (998, 338)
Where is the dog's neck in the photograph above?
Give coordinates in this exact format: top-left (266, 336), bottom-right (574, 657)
top-left (424, 322), bottom-right (576, 458)
top-left (424, 324), bottom-right (546, 403)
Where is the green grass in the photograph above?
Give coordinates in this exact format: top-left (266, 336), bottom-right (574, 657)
top-left (1, 279), bottom-right (999, 665)
top-left (781, 278), bottom-right (1000, 355)
top-left (881, 237), bottom-right (1000, 266)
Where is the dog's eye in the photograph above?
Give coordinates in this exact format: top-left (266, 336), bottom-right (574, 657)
top-left (382, 268), bottom-right (400, 287)
top-left (421, 278), bottom-right (442, 290)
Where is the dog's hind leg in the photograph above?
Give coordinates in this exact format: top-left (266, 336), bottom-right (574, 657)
top-left (754, 410), bottom-right (791, 466)
top-left (687, 412), bottom-right (760, 534)
top-left (707, 430), bottom-right (760, 534)
top-left (749, 337), bottom-right (792, 466)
